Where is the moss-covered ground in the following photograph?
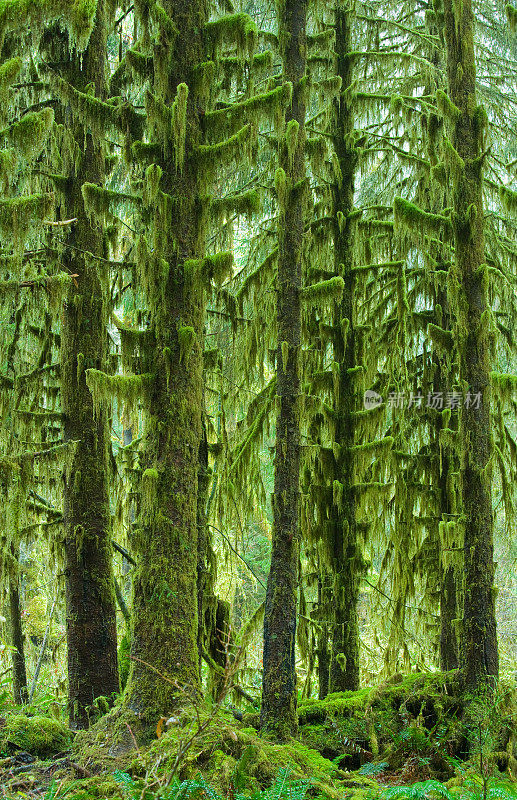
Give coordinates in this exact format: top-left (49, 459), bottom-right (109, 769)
top-left (0, 672), bottom-right (515, 799)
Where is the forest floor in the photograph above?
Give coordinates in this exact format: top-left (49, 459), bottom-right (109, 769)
top-left (0, 672), bottom-right (515, 800)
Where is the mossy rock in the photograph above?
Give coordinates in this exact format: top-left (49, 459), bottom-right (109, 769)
top-left (2, 714), bottom-right (71, 757)
top-left (298, 671), bottom-right (463, 772)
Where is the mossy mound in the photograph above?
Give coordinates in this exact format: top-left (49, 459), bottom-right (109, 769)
top-left (72, 703), bottom-right (363, 799)
top-left (298, 672), bottom-right (517, 780)
top-left (298, 671), bottom-right (463, 775)
top-left (1, 713), bottom-right (71, 757)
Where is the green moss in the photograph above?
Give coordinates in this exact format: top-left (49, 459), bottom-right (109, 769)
top-left (82, 183), bottom-right (141, 225)
top-left (0, 0), bottom-right (98, 51)
top-left (195, 124), bottom-right (253, 170)
top-left (205, 84), bottom-right (292, 138)
top-left (3, 107), bottom-right (54, 163)
top-left (499, 184), bottom-right (517, 213)
top-left (436, 89), bottom-right (461, 122)
top-left (506, 3), bottom-right (517, 30)
top-left (211, 189), bottom-right (261, 221)
top-left (172, 82), bottom-right (188, 171)
top-left (142, 163), bottom-right (162, 209)
top-left (85, 369), bottom-right (153, 418)
top-left (394, 197), bottom-right (452, 235)
top-left (303, 277), bottom-right (345, 307)
top-left (0, 193), bottom-right (53, 250)
top-left (178, 325), bottom-right (196, 364)
top-left (428, 323), bottom-right (454, 352)
top-left (0, 56), bottom-right (21, 105)
top-left (1, 714), bottom-right (71, 756)
top-left (204, 12), bottom-right (257, 59)
top-left (285, 119), bottom-right (300, 168)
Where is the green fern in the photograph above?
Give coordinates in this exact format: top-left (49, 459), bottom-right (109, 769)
top-left (383, 780), bottom-right (454, 800)
top-left (358, 761), bottom-right (390, 776)
top-left (113, 767), bottom-right (311, 800)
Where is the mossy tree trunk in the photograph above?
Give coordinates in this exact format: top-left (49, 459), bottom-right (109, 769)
top-left (260, 0), bottom-right (308, 740)
top-left (123, 0), bottom-right (206, 724)
top-left (316, 576), bottom-right (330, 699)
top-left (59, 0), bottom-right (119, 729)
top-left (9, 551), bottom-right (28, 704)
top-left (441, 0), bottom-right (499, 689)
top-left (328, 4), bottom-right (360, 694)
top-left (423, 12), bottom-right (461, 674)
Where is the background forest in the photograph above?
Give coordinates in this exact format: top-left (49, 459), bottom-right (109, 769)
top-left (0, 0), bottom-right (516, 798)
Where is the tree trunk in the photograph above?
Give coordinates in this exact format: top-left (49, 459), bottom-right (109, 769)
top-left (260, 0), bottom-right (307, 740)
top-left (316, 577), bottom-right (330, 699)
top-left (9, 556), bottom-right (28, 705)
top-left (123, 0), bottom-right (206, 724)
top-left (442, 0), bottom-right (499, 689)
top-left (60, 0), bottom-right (119, 729)
top-left (328, 4), bottom-right (360, 693)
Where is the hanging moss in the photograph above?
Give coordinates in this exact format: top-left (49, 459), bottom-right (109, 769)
top-left (0, 0), bottom-right (98, 51)
top-left (194, 124), bottom-right (253, 170)
top-left (394, 197), bottom-right (451, 234)
top-left (285, 119), bottom-right (300, 169)
top-left (125, 48), bottom-right (153, 80)
top-left (0, 56), bottom-right (21, 105)
top-left (201, 252), bottom-right (234, 286)
top-left (506, 3), bottom-right (517, 30)
top-left (85, 369), bottom-right (153, 419)
top-left (184, 252), bottom-right (233, 288)
top-left (81, 183), bottom-right (141, 225)
top-left (0, 193), bottom-right (53, 250)
top-left (303, 277), bottom-right (345, 308)
top-left (211, 189), bottom-right (261, 221)
top-left (275, 167), bottom-right (287, 210)
top-left (205, 84), bottom-right (292, 139)
top-left (178, 325), bottom-right (196, 365)
top-left (7, 106), bottom-right (55, 161)
top-left (131, 140), bottom-right (162, 164)
top-left (499, 184), bottom-right (517, 213)
top-left (491, 371), bottom-right (517, 398)
top-left (428, 323), bottom-right (454, 352)
top-left (142, 163), bottom-right (162, 209)
top-left (171, 83), bottom-right (188, 171)
top-left (436, 89), bottom-right (461, 122)
top-left (141, 467), bottom-right (159, 524)
top-left (204, 12), bottom-right (257, 60)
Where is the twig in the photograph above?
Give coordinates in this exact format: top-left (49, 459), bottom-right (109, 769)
top-left (112, 539), bottom-right (136, 566)
top-left (43, 219), bottom-right (77, 226)
top-left (208, 524), bottom-right (266, 588)
top-left (29, 591), bottom-right (58, 703)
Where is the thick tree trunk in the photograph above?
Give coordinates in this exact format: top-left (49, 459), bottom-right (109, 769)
top-left (60, 0), bottom-right (119, 729)
top-left (316, 578), bottom-right (330, 699)
top-left (123, 0), bottom-right (206, 724)
top-left (9, 559), bottom-right (28, 705)
top-left (442, 0), bottom-right (499, 689)
top-left (440, 562), bottom-right (459, 671)
top-left (261, 0), bottom-right (307, 740)
top-left (328, 5), bottom-right (360, 693)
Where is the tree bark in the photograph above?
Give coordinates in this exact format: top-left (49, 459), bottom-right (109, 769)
top-left (442, 0), bottom-right (499, 689)
top-left (328, 3), bottom-right (361, 693)
top-left (260, 0), bottom-right (307, 740)
top-left (9, 557), bottom-right (28, 705)
top-left (123, 0), bottom-right (207, 724)
top-left (60, 0), bottom-right (119, 729)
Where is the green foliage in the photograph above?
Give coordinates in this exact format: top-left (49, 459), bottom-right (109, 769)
top-left (113, 768), bottom-right (310, 800)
